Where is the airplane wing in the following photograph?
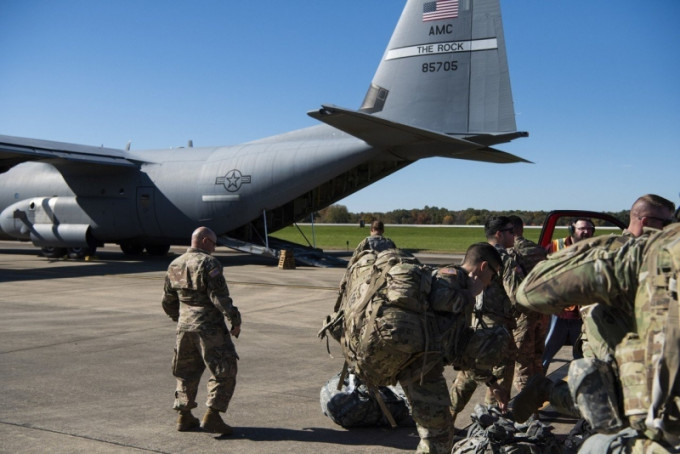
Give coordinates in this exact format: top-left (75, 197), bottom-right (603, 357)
top-left (0, 134), bottom-right (139, 173)
top-left (308, 105), bottom-right (531, 164)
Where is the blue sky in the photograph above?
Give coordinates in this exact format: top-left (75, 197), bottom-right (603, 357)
top-left (1, 1), bottom-right (678, 213)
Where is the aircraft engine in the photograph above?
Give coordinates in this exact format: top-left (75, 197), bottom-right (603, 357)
top-left (0, 196), bottom-right (94, 247)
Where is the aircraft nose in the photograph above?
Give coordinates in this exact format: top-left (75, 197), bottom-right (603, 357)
top-left (0, 203), bottom-right (32, 239)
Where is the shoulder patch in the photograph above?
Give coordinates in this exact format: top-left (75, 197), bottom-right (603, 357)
top-left (208, 266), bottom-right (222, 278)
top-left (440, 267), bottom-right (459, 276)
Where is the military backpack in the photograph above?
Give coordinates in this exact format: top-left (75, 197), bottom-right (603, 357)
top-left (336, 249), bottom-right (438, 387)
top-left (616, 225), bottom-right (680, 449)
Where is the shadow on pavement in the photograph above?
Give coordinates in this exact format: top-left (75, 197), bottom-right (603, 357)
top-left (230, 425), bottom-right (416, 450)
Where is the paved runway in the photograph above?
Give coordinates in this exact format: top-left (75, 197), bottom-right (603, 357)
top-left (0, 242), bottom-right (576, 453)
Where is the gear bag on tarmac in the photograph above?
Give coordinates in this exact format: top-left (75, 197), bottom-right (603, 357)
top-left (451, 404), bottom-right (562, 454)
top-left (319, 372), bottom-right (414, 428)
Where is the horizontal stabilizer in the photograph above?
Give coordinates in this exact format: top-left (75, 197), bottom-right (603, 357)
top-left (0, 134), bottom-right (139, 173)
top-left (308, 105), bottom-right (530, 164)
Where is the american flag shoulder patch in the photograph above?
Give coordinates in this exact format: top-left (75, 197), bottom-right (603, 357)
top-left (209, 266), bottom-right (222, 278)
top-left (440, 267), bottom-right (459, 276)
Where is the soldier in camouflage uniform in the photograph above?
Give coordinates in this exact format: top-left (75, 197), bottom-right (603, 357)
top-left (579, 195), bottom-right (675, 361)
top-left (162, 226), bottom-right (242, 435)
top-left (322, 242), bottom-right (509, 454)
top-left (450, 216), bottom-right (521, 426)
top-left (507, 215), bottom-right (548, 392)
top-left (349, 220), bottom-right (396, 265)
top-left (406, 242), bottom-right (509, 454)
top-left (515, 220), bottom-right (680, 452)
top-left (337, 220), bottom-right (398, 306)
top-left (513, 195), bottom-right (675, 423)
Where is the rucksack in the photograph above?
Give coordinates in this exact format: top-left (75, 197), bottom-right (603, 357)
top-left (339, 249), bottom-right (438, 388)
top-left (616, 225), bottom-right (680, 449)
top-left (513, 237), bottom-right (547, 274)
top-left (319, 248), bottom-right (511, 426)
top-left (318, 249), bottom-right (439, 427)
top-left (321, 246), bottom-right (512, 379)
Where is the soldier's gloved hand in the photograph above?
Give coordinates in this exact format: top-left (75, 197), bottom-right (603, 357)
top-left (488, 381), bottom-right (509, 414)
top-left (231, 325), bottom-right (241, 338)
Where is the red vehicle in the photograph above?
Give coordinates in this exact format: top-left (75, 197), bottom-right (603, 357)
top-left (537, 210), bottom-right (627, 249)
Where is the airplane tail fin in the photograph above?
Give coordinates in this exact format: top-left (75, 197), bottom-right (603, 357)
top-left (360, 0), bottom-right (519, 138)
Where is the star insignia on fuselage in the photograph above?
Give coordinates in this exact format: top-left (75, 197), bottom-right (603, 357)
top-left (215, 169), bottom-right (252, 192)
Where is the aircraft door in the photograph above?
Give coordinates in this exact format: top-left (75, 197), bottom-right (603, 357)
top-left (136, 187), bottom-right (163, 237)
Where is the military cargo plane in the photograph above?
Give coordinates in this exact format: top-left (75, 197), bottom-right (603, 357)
top-left (0, 0), bottom-right (528, 262)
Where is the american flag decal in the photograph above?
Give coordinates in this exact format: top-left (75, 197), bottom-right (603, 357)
top-left (423, 0), bottom-right (459, 22)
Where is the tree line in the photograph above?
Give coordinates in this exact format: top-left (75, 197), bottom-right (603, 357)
top-left (315, 204), bottom-right (629, 227)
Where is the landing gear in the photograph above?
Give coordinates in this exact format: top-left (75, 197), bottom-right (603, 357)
top-left (67, 246), bottom-right (97, 259)
top-left (41, 247), bottom-right (67, 259)
top-left (119, 242), bottom-right (170, 256)
top-left (120, 241), bottom-right (145, 256)
top-left (40, 246), bottom-right (97, 259)
top-left (145, 244), bottom-right (170, 256)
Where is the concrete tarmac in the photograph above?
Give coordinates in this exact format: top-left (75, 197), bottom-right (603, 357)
top-left (0, 242), bottom-right (577, 453)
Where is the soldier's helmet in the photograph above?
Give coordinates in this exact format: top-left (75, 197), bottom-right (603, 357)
top-left (458, 326), bottom-right (510, 372)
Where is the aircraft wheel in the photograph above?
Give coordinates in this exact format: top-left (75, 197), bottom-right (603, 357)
top-left (120, 241), bottom-right (144, 255)
top-left (41, 247), bottom-right (67, 258)
top-left (67, 246), bottom-right (97, 259)
top-left (145, 244), bottom-right (170, 256)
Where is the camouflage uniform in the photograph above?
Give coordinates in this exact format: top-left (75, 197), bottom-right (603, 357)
top-left (578, 230), bottom-right (636, 360)
top-left (517, 225), bottom-right (680, 452)
top-left (403, 362), bottom-right (455, 454)
top-left (450, 245), bottom-right (519, 417)
top-left (349, 234), bottom-right (396, 266)
top-left (162, 247), bottom-right (241, 413)
top-left (532, 232), bottom-right (658, 420)
top-left (325, 250), bottom-right (509, 453)
top-left (510, 236), bottom-right (548, 391)
top-left (339, 234), bottom-right (397, 300)
top-left (403, 265), bottom-right (474, 454)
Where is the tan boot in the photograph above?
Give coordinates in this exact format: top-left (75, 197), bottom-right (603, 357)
top-left (201, 407), bottom-right (233, 435)
top-left (176, 410), bottom-right (200, 431)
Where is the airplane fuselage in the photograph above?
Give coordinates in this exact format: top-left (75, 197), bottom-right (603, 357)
top-left (0, 125), bottom-right (377, 247)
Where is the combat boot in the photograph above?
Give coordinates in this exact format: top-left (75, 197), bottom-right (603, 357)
top-left (201, 407), bottom-right (233, 435)
top-left (511, 374), bottom-right (553, 423)
top-left (176, 410), bottom-right (200, 431)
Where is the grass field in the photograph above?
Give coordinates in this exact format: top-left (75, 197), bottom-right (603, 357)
top-left (271, 225), bottom-right (550, 254)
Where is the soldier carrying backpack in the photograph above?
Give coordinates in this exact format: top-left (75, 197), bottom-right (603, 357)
top-left (320, 243), bottom-right (511, 454)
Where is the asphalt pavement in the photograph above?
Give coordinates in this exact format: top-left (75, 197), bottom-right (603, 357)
top-left (0, 242), bottom-right (576, 453)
